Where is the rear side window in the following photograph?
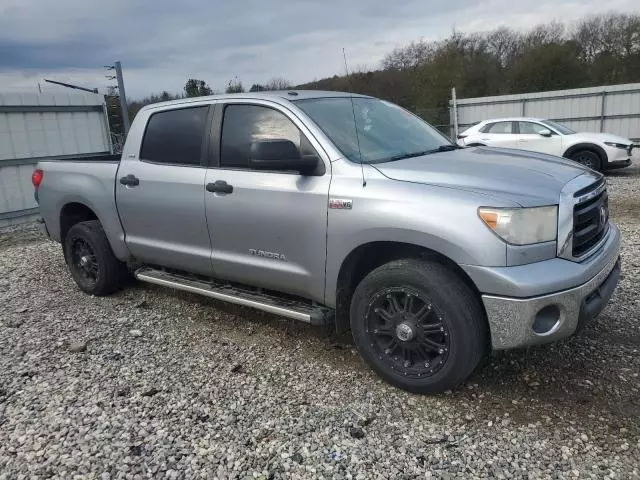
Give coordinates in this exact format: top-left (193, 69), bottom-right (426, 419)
top-left (140, 106), bottom-right (209, 165)
top-left (481, 121), bottom-right (513, 134)
top-left (220, 104), bottom-right (316, 169)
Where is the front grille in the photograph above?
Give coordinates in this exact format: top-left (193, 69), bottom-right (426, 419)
top-left (572, 185), bottom-right (608, 257)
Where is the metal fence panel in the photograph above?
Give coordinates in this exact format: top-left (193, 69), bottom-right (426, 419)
top-left (0, 164), bottom-right (39, 223)
top-left (0, 92), bottom-right (111, 227)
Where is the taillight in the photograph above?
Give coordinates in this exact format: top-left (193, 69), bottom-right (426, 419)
top-left (32, 169), bottom-right (44, 188)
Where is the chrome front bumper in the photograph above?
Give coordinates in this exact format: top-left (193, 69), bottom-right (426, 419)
top-left (482, 243), bottom-right (621, 350)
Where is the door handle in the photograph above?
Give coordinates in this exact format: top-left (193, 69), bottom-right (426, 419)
top-left (119, 174), bottom-right (139, 186)
top-left (206, 180), bottom-right (233, 194)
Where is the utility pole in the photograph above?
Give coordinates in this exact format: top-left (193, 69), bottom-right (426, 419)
top-left (114, 62), bottom-right (130, 136)
top-left (342, 48), bottom-right (350, 77)
top-left (105, 62), bottom-right (130, 136)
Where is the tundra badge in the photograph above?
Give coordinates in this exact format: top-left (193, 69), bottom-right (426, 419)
top-left (249, 249), bottom-right (286, 261)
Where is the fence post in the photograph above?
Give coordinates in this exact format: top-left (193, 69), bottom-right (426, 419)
top-left (451, 87), bottom-right (459, 141)
top-left (600, 91), bottom-right (607, 133)
top-left (521, 99), bottom-right (527, 116)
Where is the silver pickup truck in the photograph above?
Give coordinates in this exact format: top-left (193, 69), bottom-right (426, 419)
top-left (34, 91), bottom-right (621, 393)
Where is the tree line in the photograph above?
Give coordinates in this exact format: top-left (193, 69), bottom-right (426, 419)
top-left (299, 13), bottom-right (640, 126)
top-left (111, 13), bottom-right (639, 135)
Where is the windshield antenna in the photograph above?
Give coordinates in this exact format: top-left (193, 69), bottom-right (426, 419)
top-left (343, 48), bottom-right (366, 187)
top-left (349, 95), bottom-right (366, 187)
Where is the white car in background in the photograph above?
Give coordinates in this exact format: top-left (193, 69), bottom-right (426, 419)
top-left (457, 117), bottom-right (635, 171)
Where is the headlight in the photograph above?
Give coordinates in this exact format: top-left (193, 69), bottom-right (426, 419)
top-left (604, 141), bottom-right (629, 149)
top-left (478, 206), bottom-right (558, 245)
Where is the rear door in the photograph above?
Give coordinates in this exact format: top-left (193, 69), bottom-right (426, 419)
top-left (204, 101), bottom-right (331, 302)
top-left (477, 121), bottom-right (518, 148)
top-left (116, 105), bottom-right (214, 276)
top-left (516, 121), bottom-right (563, 156)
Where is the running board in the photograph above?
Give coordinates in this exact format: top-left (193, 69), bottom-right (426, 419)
top-left (134, 268), bottom-right (330, 326)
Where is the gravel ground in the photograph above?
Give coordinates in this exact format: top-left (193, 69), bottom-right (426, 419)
top-left (1, 163), bottom-right (639, 480)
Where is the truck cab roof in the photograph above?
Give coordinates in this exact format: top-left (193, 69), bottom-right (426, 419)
top-left (139, 90), bottom-right (372, 113)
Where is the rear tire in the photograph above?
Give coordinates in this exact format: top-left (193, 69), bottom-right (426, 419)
top-left (570, 150), bottom-right (602, 171)
top-left (350, 259), bottom-right (487, 394)
top-left (63, 220), bottom-right (128, 296)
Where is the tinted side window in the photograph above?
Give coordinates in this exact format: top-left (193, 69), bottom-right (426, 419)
top-left (220, 104), bottom-right (316, 169)
top-left (519, 122), bottom-right (551, 135)
top-left (140, 106), bottom-right (209, 165)
top-left (485, 121), bottom-right (513, 134)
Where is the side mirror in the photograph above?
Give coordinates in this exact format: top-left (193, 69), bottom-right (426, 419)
top-left (538, 128), bottom-right (552, 137)
top-left (248, 139), bottom-right (318, 175)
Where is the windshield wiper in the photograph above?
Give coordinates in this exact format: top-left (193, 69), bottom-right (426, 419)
top-left (382, 144), bottom-right (461, 162)
top-left (435, 144), bottom-right (461, 152)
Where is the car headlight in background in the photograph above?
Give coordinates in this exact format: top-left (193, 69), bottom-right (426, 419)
top-left (478, 206), bottom-right (558, 245)
top-left (604, 141), bottom-right (630, 149)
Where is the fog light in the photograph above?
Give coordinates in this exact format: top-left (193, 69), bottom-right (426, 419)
top-left (532, 305), bottom-right (560, 335)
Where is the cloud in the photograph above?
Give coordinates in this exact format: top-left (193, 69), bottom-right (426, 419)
top-left (0, 0), bottom-right (638, 98)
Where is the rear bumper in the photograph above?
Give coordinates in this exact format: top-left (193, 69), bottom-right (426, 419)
top-left (482, 255), bottom-right (620, 349)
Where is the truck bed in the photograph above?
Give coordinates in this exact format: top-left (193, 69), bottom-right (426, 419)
top-left (36, 156), bottom-right (128, 258)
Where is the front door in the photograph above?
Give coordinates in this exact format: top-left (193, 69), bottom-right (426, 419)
top-left (116, 105), bottom-right (214, 276)
top-left (516, 121), bottom-right (564, 156)
top-left (204, 102), bottom-right (330, 302)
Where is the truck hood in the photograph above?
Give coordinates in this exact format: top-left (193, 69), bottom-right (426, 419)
top-left (373, 146), bottom-right (595, 207)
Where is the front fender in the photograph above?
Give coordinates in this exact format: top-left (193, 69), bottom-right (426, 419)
top-left (324, 172), bottom-right (513, 307)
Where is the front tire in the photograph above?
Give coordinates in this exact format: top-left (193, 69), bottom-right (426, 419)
top-left (350, 259), bottom-right (487, 394)
top-left (570, 150), bottom-right (602, 171)
top-left (63, 220), bottom-right (128, 296)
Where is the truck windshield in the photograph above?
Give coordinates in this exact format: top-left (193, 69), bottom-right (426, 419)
top-left (295, 97), bottom-right (453, 164)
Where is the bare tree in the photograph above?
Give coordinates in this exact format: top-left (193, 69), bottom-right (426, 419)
top-left (573, 16), bottom-right (605, 61)
top-left (263, 77), bottom-right (292, 90)
top-left (486, 27), bottom-right (522, 66)
top-left (524, 21), bottom-right (565, 47)
top-left (382, 40), bottom-right (433, 70)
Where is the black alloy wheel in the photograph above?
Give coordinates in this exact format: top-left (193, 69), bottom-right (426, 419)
top-left (366, 287), bottom-right (450, 379)
top-left (63, 220), bottom-right (128, 296)
top-left (350, 259), bottom-right (487, 394)
top-left (69, 237), bottom-right (99, 289)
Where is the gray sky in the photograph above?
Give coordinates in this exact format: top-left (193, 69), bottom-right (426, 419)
top-left (0, 0), bottom-right (638, 99)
